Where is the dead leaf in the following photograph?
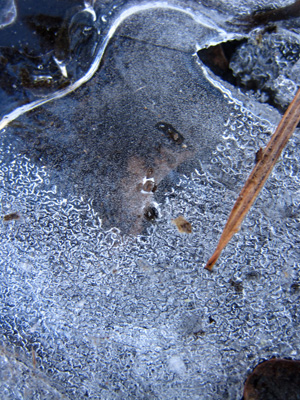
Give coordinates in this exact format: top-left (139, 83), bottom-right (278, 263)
top-left (172, 216), bottom-right (192, 233)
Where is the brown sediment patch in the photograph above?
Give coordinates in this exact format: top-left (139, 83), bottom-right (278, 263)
top-left (3, 212), bottom-right (21, 222)
top-left (120, 143), bottom-right (194, 235)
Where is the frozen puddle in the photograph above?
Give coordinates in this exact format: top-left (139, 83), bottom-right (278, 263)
top-left (1, 1), bottom-right (300, 399)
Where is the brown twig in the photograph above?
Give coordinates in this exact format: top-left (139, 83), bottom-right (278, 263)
top-left (205, 87), bottom-right (300, 270)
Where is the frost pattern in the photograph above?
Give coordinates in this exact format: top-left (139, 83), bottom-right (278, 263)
top-left (1, 1), bottom-right (300, 399)
top-left (230, 30), bottom-right (300, 109)
top-left (1, 96), bottom-right (300, 399)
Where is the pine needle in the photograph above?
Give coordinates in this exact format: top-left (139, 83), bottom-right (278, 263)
top-left (205, 87), bottom-right (300, 271)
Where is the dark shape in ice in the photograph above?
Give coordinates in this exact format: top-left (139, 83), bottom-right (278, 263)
top-left (243, 358), bottom-right (300, 400)
top-left (0, 0), bottom-right (98, 116)
top-left (6, 16), bottom-right (228, 233)
top-left (3, 211), bottom-right (20, 222)
top-left (155, 122), bottom-right (184, 145)
top-left (144, 206), bottom-right (159, 222)
top-left (198, 39), bottom-right (246, 86)
top-left (290, 282), bottom-right (300, 294)
top-left (229, 279), bottom-right (243, 293)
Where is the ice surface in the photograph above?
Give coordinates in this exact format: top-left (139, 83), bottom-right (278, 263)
top-left (0, 1), bottom-right (300, 399)
top-left (229, 28), bottom-right (300, 109)
top-left (0, 0), bottom-right (16, 29)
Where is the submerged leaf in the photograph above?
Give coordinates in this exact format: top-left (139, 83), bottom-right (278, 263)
top-left (172, 216), bottom-right (192, 233)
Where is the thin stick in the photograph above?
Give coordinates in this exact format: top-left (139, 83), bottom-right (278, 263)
top-left (205, 87), bottom-right (300, 270)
